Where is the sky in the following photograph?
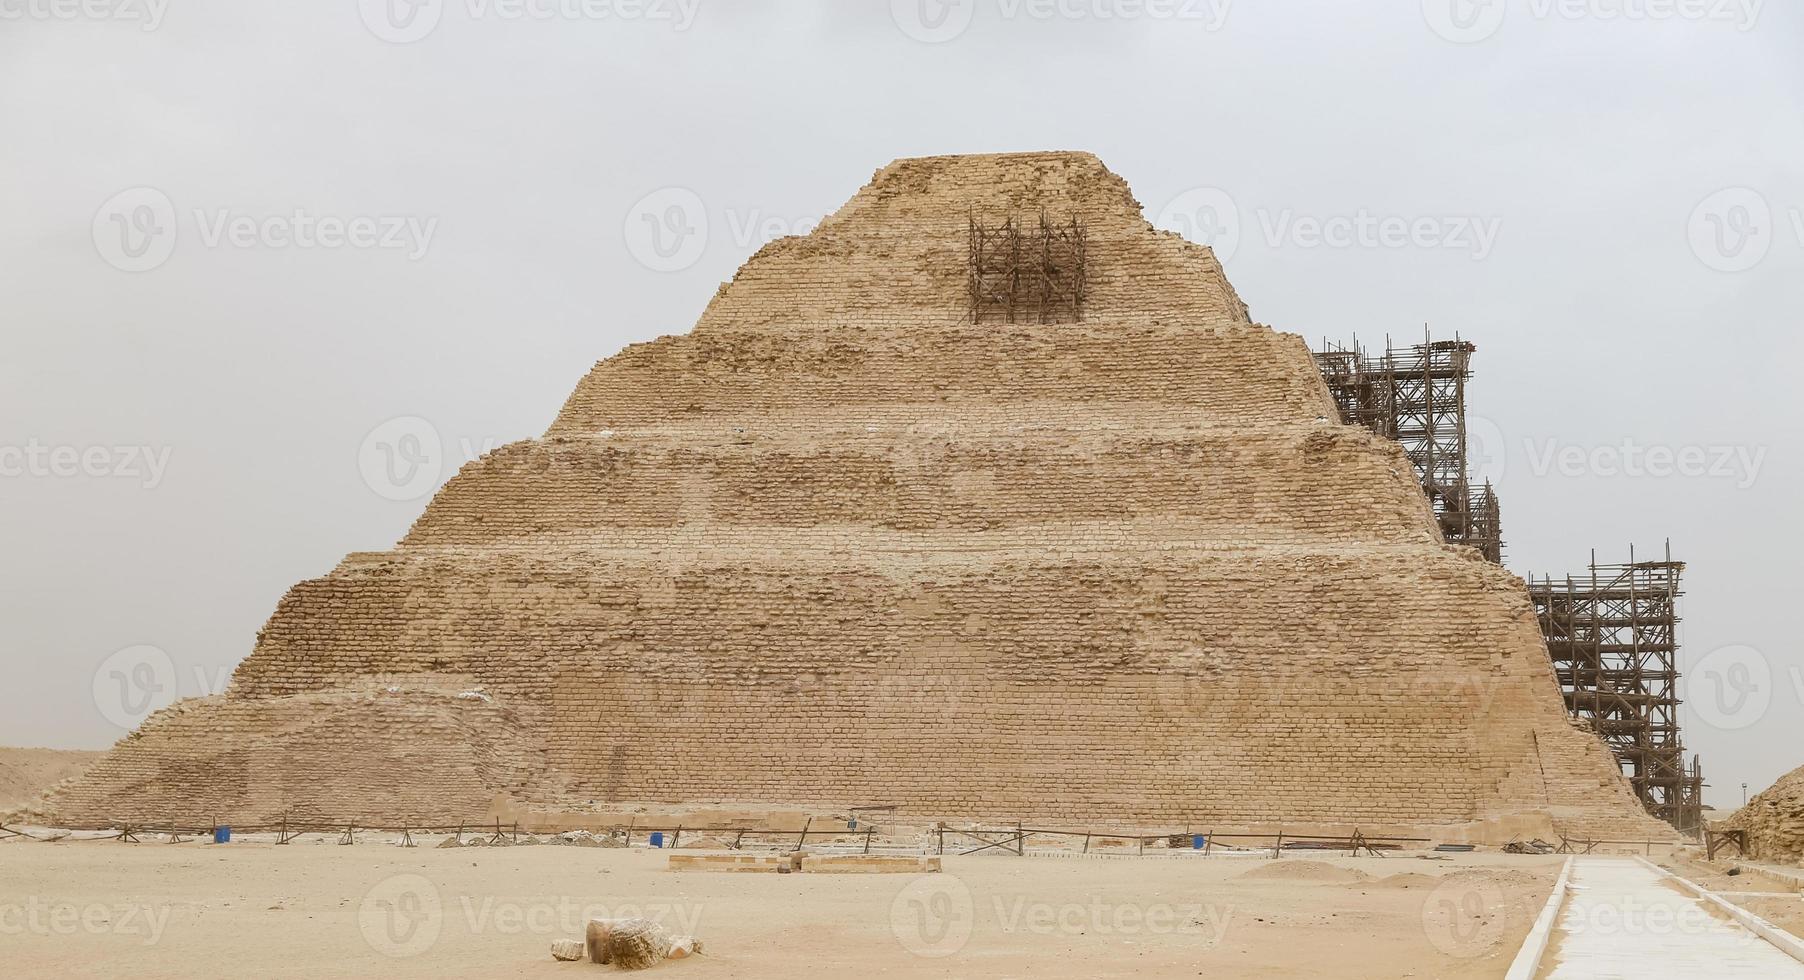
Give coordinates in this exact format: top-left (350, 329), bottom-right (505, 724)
top-left (1, 0), bottom-right (1799, 811)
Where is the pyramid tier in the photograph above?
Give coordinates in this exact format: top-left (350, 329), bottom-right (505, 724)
top-left (158, 545), bottom-right (1648, 835)
top-left (686, 152), bottom-right (1248, 331)
top-left (547, 321), bottom-right (1326, 437)
top-left (403, 425), bottom-right (1438, 549)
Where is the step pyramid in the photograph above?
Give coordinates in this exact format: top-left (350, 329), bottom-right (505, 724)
top-left (48, 153), bottom-right (1669, 841)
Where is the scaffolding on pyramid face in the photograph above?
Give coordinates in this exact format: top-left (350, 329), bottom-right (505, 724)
top-left (1312, 331), bottom-right (1503, 563)
top-left (1311, 335), bottom-right (1704, 835)
top-left (968, 210), bottom-right (1087, 325)
top-left (1528, 544), bottom-right (1706, 837)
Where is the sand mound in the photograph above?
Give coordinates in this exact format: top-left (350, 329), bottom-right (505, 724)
top-left (1236, 860), bottom-right (1372, 883)
top-left (0, 747), bottom-right (102, 816)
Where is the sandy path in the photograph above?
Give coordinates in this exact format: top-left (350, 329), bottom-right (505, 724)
top-left (1540, 857), bottom-right (1804, 978)
top-left (0, 842), bottom-right (1558, 978)
top-left (1658, 855), bottom-right (1804, 953)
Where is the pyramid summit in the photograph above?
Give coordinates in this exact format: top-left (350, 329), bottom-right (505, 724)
top-left (49, 152), bottom-right (1669, 842)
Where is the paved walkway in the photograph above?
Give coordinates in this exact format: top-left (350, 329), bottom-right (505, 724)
top-left (1543, 857), bottom-right (1804, 978)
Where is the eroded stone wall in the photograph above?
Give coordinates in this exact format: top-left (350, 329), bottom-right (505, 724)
top-left (1725, 765), bottom-right (1804, 863)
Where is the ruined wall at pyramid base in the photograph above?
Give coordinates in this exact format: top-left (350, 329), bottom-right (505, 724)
top-left (41, 691), bottom-right (552, 829)
top-left (1724, 765), bottom-right (1804, 863)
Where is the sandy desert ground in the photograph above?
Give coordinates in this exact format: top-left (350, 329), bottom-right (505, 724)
top-left (0, 834), bottom-right (1562, 979)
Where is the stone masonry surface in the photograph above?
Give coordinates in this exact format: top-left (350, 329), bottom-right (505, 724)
top-left (47, 152), bottom-right (1673, 843)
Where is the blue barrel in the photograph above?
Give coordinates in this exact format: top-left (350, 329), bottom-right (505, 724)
top-left (1192, 835), bottom-right (1206, 850)
top-left (214, 826), bottom-right (232, 844)
top-left (649, 831), bottom-right (665, 848)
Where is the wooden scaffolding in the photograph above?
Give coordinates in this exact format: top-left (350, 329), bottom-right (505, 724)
top-left (1528, 544), bottom-right (1705, 835)
top-left (1313, 333), bottom-right (1503, 562)
top-left (968, 211), bottom-right (1087, 325)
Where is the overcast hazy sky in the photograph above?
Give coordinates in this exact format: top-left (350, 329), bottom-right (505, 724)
top-left (2, 0), bottom-right (1798, 810)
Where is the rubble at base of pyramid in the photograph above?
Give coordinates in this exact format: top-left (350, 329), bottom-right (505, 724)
top-left (45, 153), bottom-right (1675, 844)
top-left (1723, 766), bottom-right (1804, 864)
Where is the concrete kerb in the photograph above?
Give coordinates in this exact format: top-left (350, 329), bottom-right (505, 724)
top-left (1504, 855), bottom-right (1574, 980)
top-left (1635, 855), bottom-right (1804, 966)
